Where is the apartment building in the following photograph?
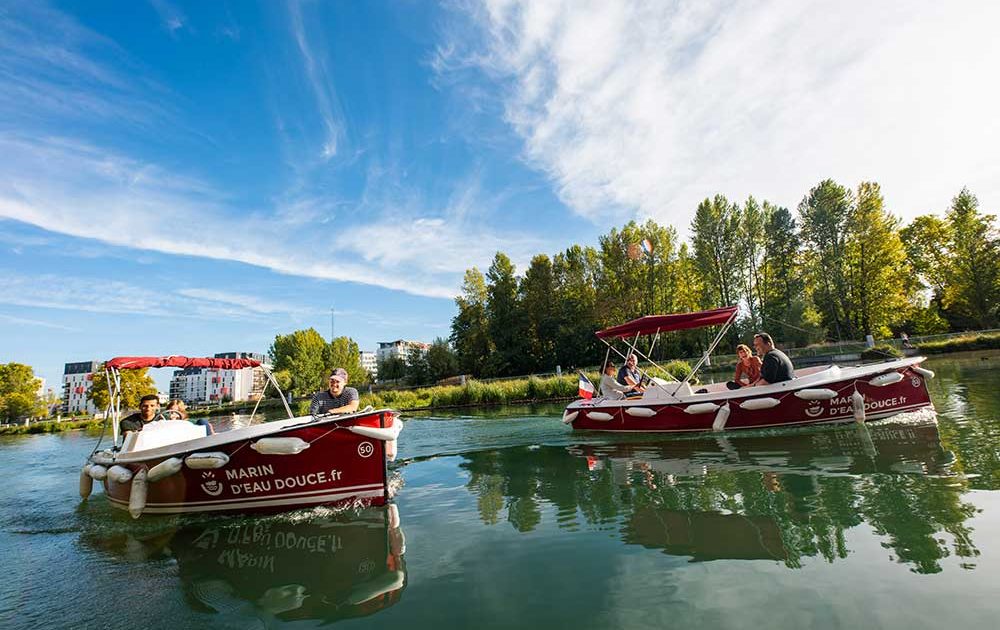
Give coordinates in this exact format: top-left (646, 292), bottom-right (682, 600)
top-left (61, 360), bottom-right (100, 415)
top-left (168, 352), bottom-right (268, 405)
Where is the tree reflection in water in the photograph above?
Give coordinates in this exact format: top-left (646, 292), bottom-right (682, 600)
top-left (460, 419), bottom-right (979, 574)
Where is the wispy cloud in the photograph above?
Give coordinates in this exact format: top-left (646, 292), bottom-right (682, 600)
top-left (287, 0), bottom-right (342, 161)
top-left (0, 312), bottom-right (79, 331)
top-left (438, 0), bottom-right (1000, 228)
top-left (149, 0), bottom-right (189, 36)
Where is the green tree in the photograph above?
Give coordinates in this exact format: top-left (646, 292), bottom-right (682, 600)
top-left (0, 363), bottom-right (44, 422)
top-left (89, 366), bottom-right (157, 412)
top-left (378, 356), bottom-right (407, 383)
top-left (426, 337), bottom-right (459, 382)
top-left (485, 252), bottom-right (525, 376)
top-left (901, 214), bottom-right (952, 312)
top-left (843, 181), bottom-right (912, 337)
top-left (552, 245), bottom-right (601, 369)
top-left (691, 195), bottom-right (742, 309)
top-left (799, 179), bottom-right (854, 339)
top-left (738, 196), bottom-right (771, 331)
top-left (946, 188), bottom-right (1000, 329)
top-left (323, 336), bottom-right (368, 386)
top-left (451, 268), bottom-right (492, 376)
top-left (405, 346), bottom-right (432, 386)
top-left (269, 328), bottom-right (328, 397)
top-left (519, 254), bottom-right (558, 372)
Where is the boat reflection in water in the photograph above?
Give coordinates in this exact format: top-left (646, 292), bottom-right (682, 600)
top-left (462, 416), bottom-right (977, 573)
top-left (80, 505), bottom-right (406, 624)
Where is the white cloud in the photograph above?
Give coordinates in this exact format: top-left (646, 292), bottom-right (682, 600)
top-left (441, 0), bottom-right (1000, 229)
top-left (0, 313), bottom-right (78, 331)
top-left (288, 0), bottom-right (342, 161)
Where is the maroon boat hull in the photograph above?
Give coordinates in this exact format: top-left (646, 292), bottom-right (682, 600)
top-left (569, 366), bottom-right (933, 432)
top-left (102, 411), bottom-right (393, 515)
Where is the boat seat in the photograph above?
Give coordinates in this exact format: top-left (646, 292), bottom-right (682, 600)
top-left (643, 378), bottom-right (692, 399)
top-left (124, 419), bottom-right (208, 452)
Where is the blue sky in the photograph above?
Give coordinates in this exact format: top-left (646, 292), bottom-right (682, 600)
top-left (2, 0), bottom-right (998, 390)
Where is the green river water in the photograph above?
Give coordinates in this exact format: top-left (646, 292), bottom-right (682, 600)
top-left (1, 353), bottom-right (998, 629)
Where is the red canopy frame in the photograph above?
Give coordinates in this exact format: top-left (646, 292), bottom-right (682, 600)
top-left (595, 306), bottom-right (739, 339)
top-left (105, 356), bottom-right (262, 370)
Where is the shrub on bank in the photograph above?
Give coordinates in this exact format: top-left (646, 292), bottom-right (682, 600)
top-left (861, 344), bottom-right (903, 360)
top-left (917, 333), bottom-right (1000, 355)
top-left (0, 418), bottom-right (103, 435)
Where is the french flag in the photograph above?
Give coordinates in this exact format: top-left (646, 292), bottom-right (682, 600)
top-left (578, 372), bottom-right (595, 399)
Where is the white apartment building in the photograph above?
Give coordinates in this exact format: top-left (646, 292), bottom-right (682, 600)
top-left (61, 360), bottom-right (100, 415)
top-left (376, 340), bottom-right (429, 364)
top-left (360, 351), bottom-right (378, 381)
top-left (168, 352), bottom-right (268, 405)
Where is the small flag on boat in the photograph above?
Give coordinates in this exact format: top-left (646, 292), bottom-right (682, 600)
top-left (640, 238), bottom-right (653, 257)
top-left (578, 372), bottom-right (595, 399)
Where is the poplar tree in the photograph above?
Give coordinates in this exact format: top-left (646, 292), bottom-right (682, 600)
top-left (519, 255), bottom-right (558, 372)
top-left (552, 245), bottom-right (601, 369)
top-left (799, 179), bottom-right (854, 340)
top-left (485, 253), bottom-right (523, 376)
top-left (946, 188), bottom-right (1000, 329)
top-left (691, 195), bottom-right (742, 309)
top-left (451, 268), bottom-right (491, 376)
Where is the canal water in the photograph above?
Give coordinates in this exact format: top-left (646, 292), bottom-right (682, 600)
top-left (1, 354), bottom-right (998, 629)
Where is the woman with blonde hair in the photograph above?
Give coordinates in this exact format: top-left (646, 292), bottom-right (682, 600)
top-left (165, 399), bottom-right (215, 434)
top-left (728, 344), bottom-right (762, 390)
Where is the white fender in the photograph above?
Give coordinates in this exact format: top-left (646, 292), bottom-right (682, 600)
top-left (108, 465), bottom-right (134, 484)
top-left (852, 390), bottom-right (866, 423)
top-left (88, 464), bottom-right (108, 480)
top-left (185, 452), bottom-right (230, 469)
top-left (712, 404), bottom-right (731, 432)
top-left (684, 402), bottom-right (719, 415)
top-left (386, 439), bottom-right (398, 461)
top-left (91, 450), bottom-right (115, 466)
top-left (348, 417), bottom-right (402, 441)
top-left (586, 411), bottom-right (614, 421)
top-left (251, 437), bottom-right (311, 455)
top-left (912, 366), bottom-right (935, 379)
top-left (625, 407), bottom-right (657, 418)
top-left (388, 503), bottom-right (401, 529)
top-left (869, 372), bottom-right (904, 387)
top-left (129, 469), bottom-right (148, 519)
top-left (79, 465), bottom-right (93, 499)
top-left (147, 457), bottom-right (184, 482)
top-left (739, 397), bottom-right (780, 410)
top-left (794, 388), bottom-right (837, 400)
top-left (561, 410), bottom-right (579, 424)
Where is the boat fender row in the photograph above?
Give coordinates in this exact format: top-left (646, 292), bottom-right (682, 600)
top-left (348, 417), bottom-right (403, 441)
top-left (108, 465), bottom-right (133, 484)
top-left (869, 372), bottom-right (904, 387)
top-left (185, 452), bottom-right (230, 469)
top-left (91, 451), bottom-right (115, 466)
top-left (129, 469), bottom-right (148, 519)
top-left (251, 437), bottom-right (311, 455)
top-left (88, 464), bottom-right (108, 481)
top-left (562, 410), bottom-right (579, 424)
top-left (586, 411), bottom-right (614, 421)
top-left (79, 465), bottom-right (93, 499)
top-left (685, 402), bottom-right (719, 415)
top-left (147, 457), bottom-right (183, 482)
top-left (712, 404), bottom-right (731, 432)
top-left (794, 388), bottom-right (837, 400)
top-left (739, 397), bottom-right (780, 411)
top-left (625, 407), bottom-right (657, 418)
top-left (912, 366), bottom-right (935, 379)
top-left (852, 390), bottom-right (866, 423)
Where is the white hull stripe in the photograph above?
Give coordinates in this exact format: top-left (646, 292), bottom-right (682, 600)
top-left (104, 482), bottom-right (385, 507)
top-left (577, 402), bottom-right (933, 432)
top-left (107, 489), bottom-right (385, 514)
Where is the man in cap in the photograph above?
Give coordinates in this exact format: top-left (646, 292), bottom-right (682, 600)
top-left (310, 367), bottom-right (360, 415)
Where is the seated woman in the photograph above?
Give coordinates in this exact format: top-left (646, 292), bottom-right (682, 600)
top-left (727, 344), bottom-right (762, 390)
top-left (601, 363), bottom-right (640, 400)
top-left (165, 399), bottom-right (215, 435)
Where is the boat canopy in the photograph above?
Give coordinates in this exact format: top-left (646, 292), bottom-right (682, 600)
top-left (105, 356), bottom-right (262, 370)
top-left (595, 306), bottom-right (738, 339)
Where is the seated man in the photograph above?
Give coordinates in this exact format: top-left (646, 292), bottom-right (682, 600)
top-left (310, 368), bottom-right (360, 415)
top-left (617, 354), bottom-right (646, 392)
top-left (119, 394), bottom-right (160, 435)
top-left (601, 363), bottom-right (638, 400)
top-left (751, 332), bottom-right (795, 386)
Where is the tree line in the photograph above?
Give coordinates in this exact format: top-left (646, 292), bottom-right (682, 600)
top-left (450, 181), bottom-right (1000, 378)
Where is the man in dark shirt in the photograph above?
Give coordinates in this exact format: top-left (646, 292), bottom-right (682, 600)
top-left (119, 394), bottom-right (160, 435)
top-left (752, 332), bottom-right (795, 385)
top-left (310, 368), bottom-right (360, 415)
top-left (617, 353), bottom-right (645, 392)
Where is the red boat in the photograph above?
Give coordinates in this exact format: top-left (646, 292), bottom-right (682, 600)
top-left (564, 306), bottom-right (935, 432)
top-left (79, 356), bottom-right (402, 518)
